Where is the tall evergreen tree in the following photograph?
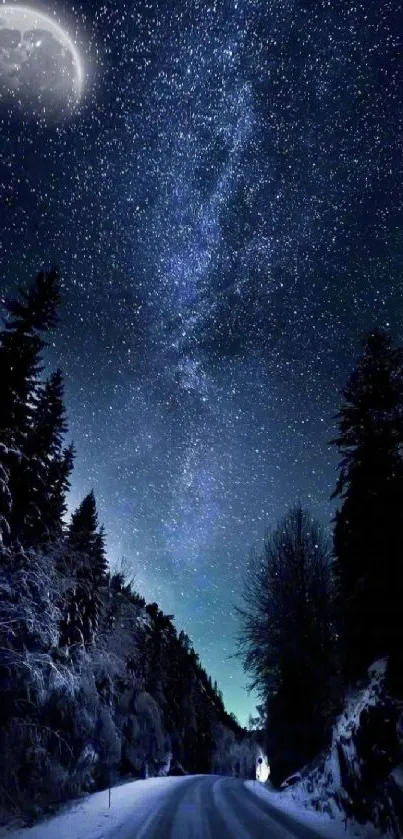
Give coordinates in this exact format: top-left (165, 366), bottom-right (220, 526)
top-left (46, 443), bottom-right (75, 538)
top-left (61, 492), bottom-right (107, 648)
top-left (0, 269), bottom-right (60, 449)
top-left (332, 330), bottom-right (403, 688)
top-left (9, 369), bottom-right (73, 546)
top-left (0, 270), bottom-right (61, 546)
top-left (68, 491), bottom-right (107, 579)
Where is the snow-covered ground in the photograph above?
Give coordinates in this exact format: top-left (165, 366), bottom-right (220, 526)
top-left (2, 776), bottom-right (197, 839)
top-left (3, 774), bottom-right (387, 839)
top-left (245, 780), bottom-right (383, 839)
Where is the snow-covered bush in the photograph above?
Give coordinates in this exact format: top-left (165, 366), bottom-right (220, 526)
top-left (133, 691), bottom-right (168, 776)
top-left (212, 722), bottom-right (257, 778)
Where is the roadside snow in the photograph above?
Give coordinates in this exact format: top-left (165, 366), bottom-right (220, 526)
top-left (245, 780), bottom-right (384, 839)
top-left (2, 777), bottom-right (196, 839)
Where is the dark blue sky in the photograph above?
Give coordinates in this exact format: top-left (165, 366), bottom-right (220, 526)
top-left (0, 0), bottom-right (401, 724)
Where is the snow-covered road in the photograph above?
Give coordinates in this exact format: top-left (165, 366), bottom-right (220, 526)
top-left (6, 775), bottom-right (361, 839)
top-left (150, 775), bottom-right (331, 839)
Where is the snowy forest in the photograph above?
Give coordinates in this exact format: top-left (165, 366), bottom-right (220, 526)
top-left (0, 270), bottom-right (258, 825)
top-left (1, 269), bottom-right (403, 836)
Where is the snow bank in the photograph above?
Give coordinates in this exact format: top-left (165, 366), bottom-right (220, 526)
top-left (245, 779), bottom-right (382, 838)
top-left (2, 777), bottom-right (195, 839)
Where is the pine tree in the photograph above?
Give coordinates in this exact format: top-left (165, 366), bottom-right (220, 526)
top-left (332, 330), bottom-right (403, 687)
top-left (9, 369), bottom-right (73, 546)
top-left (0, 270), bottom-right (61, 546)
top-left (46, 443), bottom-right (75, 537)
top-left (68, 491), bottom-right (107, 579)
top-left (0, 269), bottom-right (60, 448)
top-left (61, 492), bottom-right (107, 648)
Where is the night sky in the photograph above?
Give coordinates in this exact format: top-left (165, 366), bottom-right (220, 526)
top-left (0, 0), bottom-right (401, 725)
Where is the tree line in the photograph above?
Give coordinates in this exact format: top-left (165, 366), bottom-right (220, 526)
top-left (0, 269), bottom-right (255, 824)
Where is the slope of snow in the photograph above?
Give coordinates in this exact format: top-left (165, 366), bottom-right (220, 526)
top-left (2, 777), bottom-right (196, 839)
top-left (245, 780), bottom-right (383, 838)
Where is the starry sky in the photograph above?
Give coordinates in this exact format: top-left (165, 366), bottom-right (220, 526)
top-left (0, 0), bottom-right (401, 726)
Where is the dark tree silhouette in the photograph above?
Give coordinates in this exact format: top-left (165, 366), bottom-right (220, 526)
top-left (61, 491), bottom-right (108, 648)
top-left (332, 330), bottom-right (403, 690)
top-left (0, 269), bottom-right (60, 449)
top-left (9, 369), bottom-right (73, 546)
top-left (0, 270), bottom-right (61, 547)
top-left (237, 505), bottom-right (337, 784)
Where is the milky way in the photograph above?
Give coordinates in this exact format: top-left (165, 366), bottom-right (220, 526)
top-left (0, 0), bottom-right (401, 724)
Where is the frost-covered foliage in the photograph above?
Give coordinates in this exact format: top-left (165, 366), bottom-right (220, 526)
top-left (283, 659), bottom-right (403, 838)
top-left (0, 271), bottom-right (249, 826)
top-left (212, 721), bottom-right (258, 778)
top-left (132, 691), bottom-right (166, 775)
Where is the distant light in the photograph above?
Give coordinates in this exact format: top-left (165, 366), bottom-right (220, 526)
top-left (256, 750), bottom-right (270, 782)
